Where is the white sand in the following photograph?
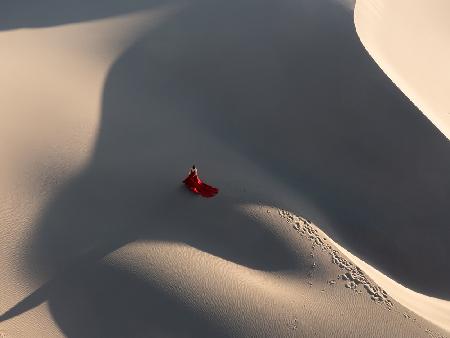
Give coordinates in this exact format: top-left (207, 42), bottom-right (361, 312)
top-left (1, 1), bottom-right (449, 337)
top-left (355, 0), bottom-right (450, 140)
top-left (354, 1), bottom-right (450, 329)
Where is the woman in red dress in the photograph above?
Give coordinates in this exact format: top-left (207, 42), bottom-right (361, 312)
top-left (183, 165), bottom-right (218, 198)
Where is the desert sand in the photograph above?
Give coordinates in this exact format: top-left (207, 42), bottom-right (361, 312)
top-left (0, 0), bottom-right (449, 337)
top-left (355, 0), bottom-right (450, 140)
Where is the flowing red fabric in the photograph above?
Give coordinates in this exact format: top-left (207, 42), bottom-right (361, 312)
top-left (183, 169), bottom-right (218, 198)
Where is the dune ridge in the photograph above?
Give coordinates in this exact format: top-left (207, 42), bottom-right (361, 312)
top-left (276, 207), bottom-right (450, 334)
top-left (355, 0), bottom-right (450, 140)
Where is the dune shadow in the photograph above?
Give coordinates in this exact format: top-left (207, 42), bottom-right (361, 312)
top-left (30, 177), bottom-right (299, 277)
top-left (3, 0), bottom-right (450, 336)
top-left (92, 0), bottom-right (450, 297)
top-left (0, 0), bottom-right (177, 31)
top-left (17, 131), bottom-right (298, 336)
top-left (2, 262), bottom-right (225, 337)
top-left (48, 262), bottom-right (225, 338)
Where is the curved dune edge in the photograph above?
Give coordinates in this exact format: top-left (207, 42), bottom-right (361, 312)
top-left (0, 10), bottom-right (182, 338)
top-left (102, 204), bottom-right (449, 337)
top-left (334, 242), bottom-right (450, 332)
top-left (352, 2), bottom-right (450, 328)
top-left (354, 0), bottom-right (450, 140)
top-left (0, 7), bottom-right (179, 193)
top-left (264, 205), bottom-right (450, 334)
top-left (353, 1), bottom-right (450, 329)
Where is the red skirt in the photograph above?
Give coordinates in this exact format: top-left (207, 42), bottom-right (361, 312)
top-left (183, 172), bottom-right (218, 198)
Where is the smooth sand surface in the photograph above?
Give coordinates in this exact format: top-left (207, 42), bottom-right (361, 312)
top-left (355, 0), bottom-right (450, 140)
top-left (1, 0), bottom-right (449, 337)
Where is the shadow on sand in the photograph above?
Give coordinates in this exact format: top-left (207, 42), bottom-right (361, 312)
top-left (0, 0), bottom-right (173, 30)
top-left (2, 0), bottom-right (450, 336)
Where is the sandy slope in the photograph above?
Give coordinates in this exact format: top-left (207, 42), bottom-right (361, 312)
top-left (1, 0), bottom-right (449, 337)
top-left (353, 0), bottom-right (450, 329)
top-left (355, 0), bottom-right (450, 140)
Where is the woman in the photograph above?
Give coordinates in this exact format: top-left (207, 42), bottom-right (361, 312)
top-left (183, 165), bottom-right (218, 198)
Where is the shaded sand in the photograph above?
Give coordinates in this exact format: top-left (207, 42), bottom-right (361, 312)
top-left (1, 0), bottom-right (449, 337)
top-left (355, 0), bottom-right (450, 139)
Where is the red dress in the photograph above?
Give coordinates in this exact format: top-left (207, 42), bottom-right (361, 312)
top-left (183, 168), bottom-right (218, 198)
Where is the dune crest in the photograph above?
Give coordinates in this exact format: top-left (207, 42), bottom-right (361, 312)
top-left (273, 207), bottom-right (450, 333)
top-left (355, 0), bottom-right (450, 139)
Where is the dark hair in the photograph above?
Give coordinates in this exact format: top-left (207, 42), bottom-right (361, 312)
top-left (192, 165), bottom-right (196, 169)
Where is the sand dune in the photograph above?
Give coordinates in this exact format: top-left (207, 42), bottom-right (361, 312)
top-left (355, 0), bottom-right (450, 140)
top-left (1, 0), bottom-right (449, 337)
